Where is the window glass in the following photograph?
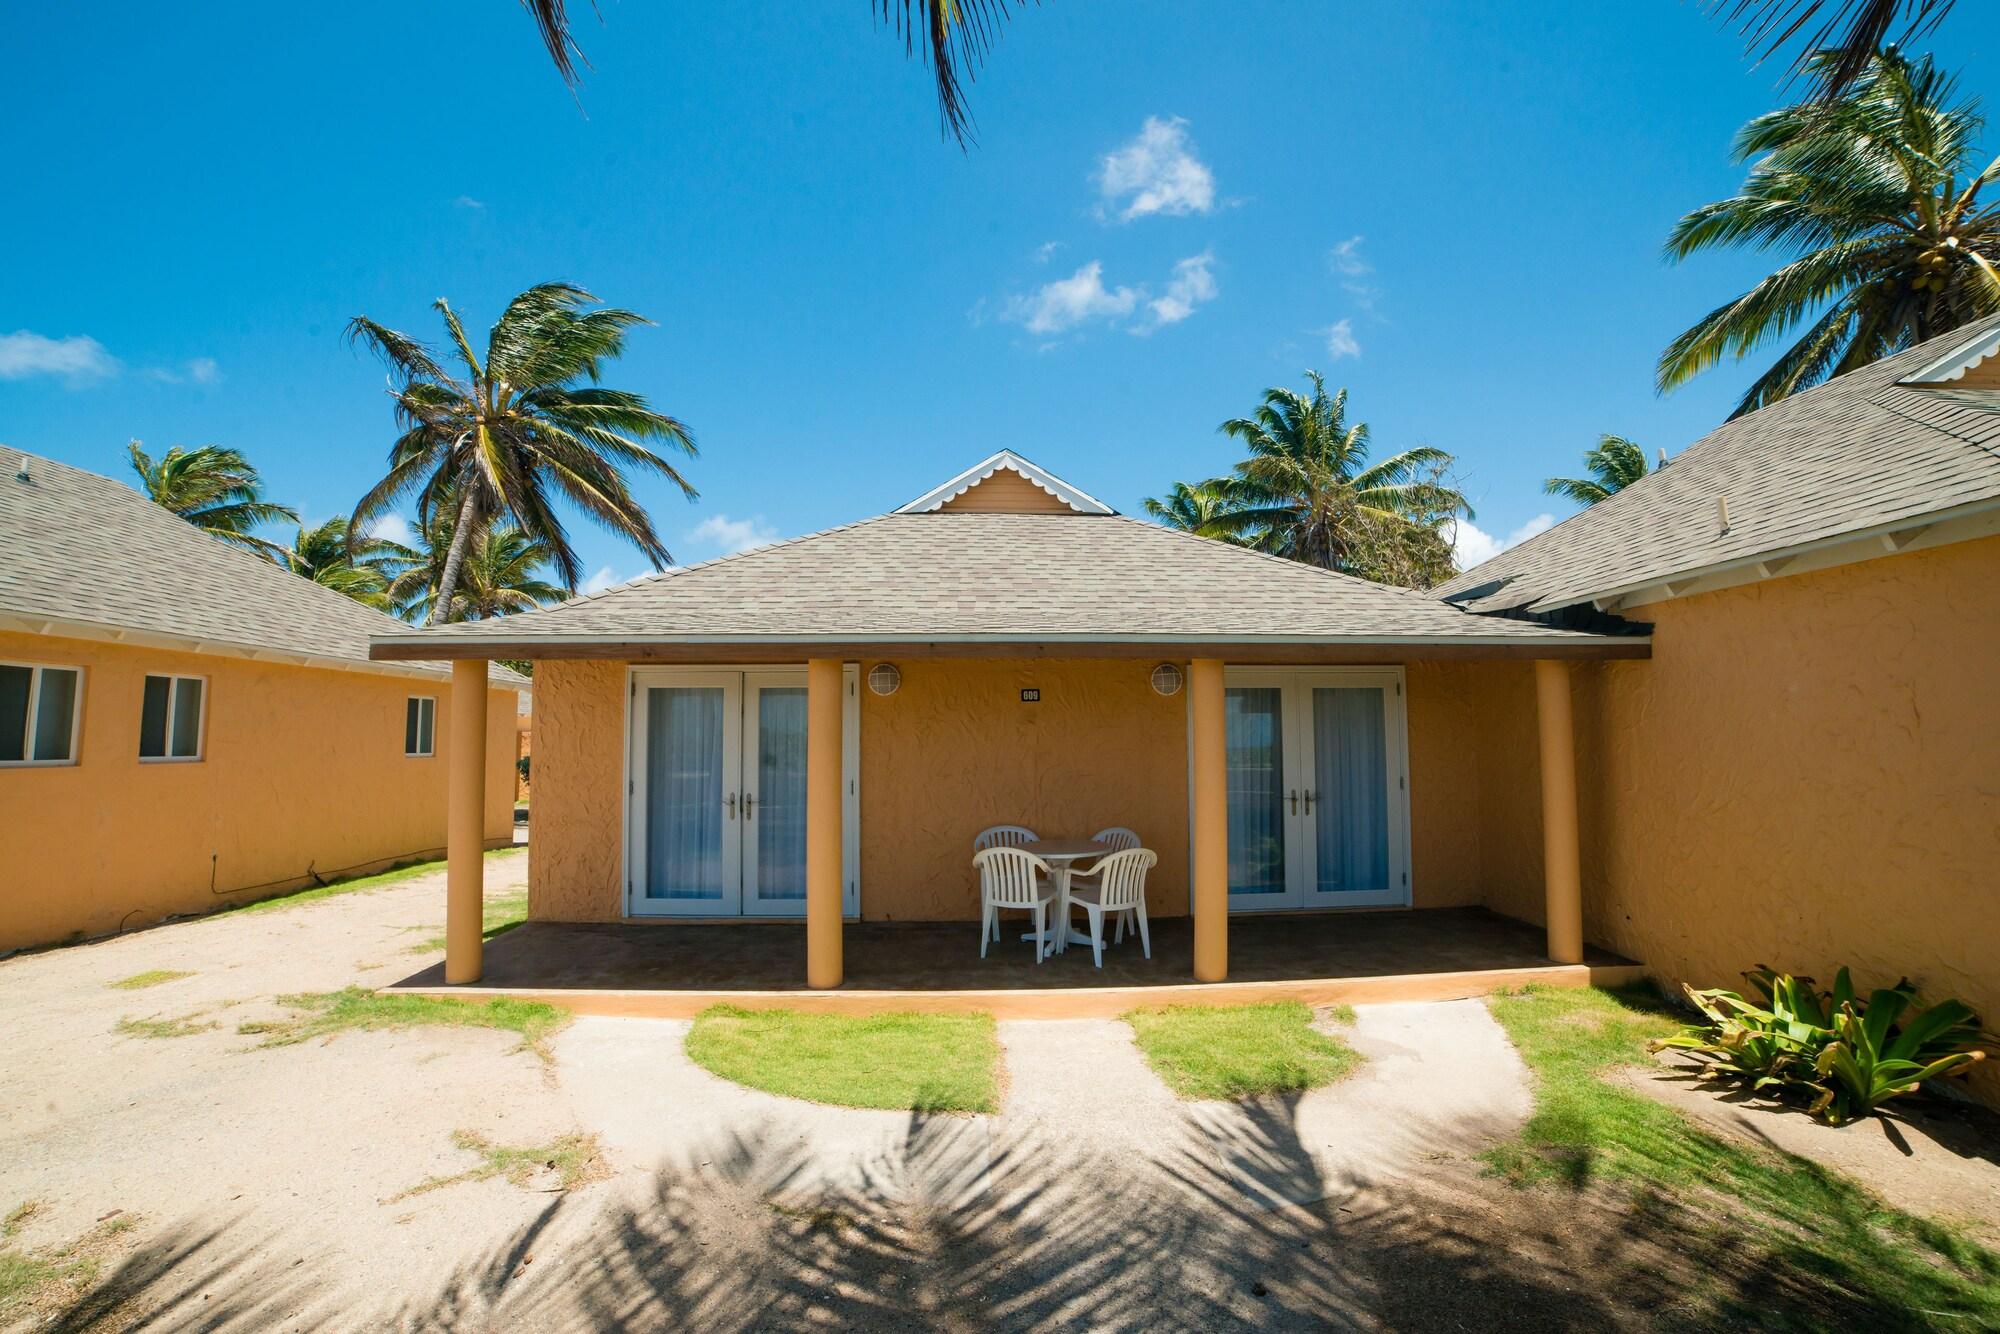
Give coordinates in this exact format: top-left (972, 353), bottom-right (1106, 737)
top-left (32, 668), bottom-right (79, 762)
top-left (0, 665), bottom-right (28, 762)
top-left (140, 675), bottom-right (171, 757)
top-left (170, 678), bottom-right (203, 758)
top-left (406, 697), bottom-right (436, 756)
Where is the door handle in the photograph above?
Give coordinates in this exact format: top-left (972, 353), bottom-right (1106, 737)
top-left (743, 791), bottom-right (756, 819)
top-left (724, 792), bottom-right (736, 820)
top-left (1288, 789), bottom-right (1298, 816)
top-left (1303, 789), bottom-right (1315, 815)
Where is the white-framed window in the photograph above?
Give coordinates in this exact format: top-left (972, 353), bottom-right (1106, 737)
top-left (405, 696), bottom-right (436, 757)
top-left (0, 661), bottom-right (83, 766)
top-left (139, 674), bottom-right (205, 762)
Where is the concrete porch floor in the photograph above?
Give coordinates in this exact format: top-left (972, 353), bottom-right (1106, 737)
top-left (393, 907), bottom-right (1644, 1019)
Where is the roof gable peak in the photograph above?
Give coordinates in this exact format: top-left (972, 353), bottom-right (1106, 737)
top-left (893, 450), bottom-right (1114, 515)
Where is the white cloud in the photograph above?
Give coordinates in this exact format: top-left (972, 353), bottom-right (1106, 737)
top-left (454, 195), bottom-right (485, 210)
top-left (364, 513), bottom-right (417, 547)
top-left (1096, 116), bottom-right (1215, 222)
top-left (579, 565), bottom-right (651, 595)
top-left (687, 513), bottom-right (779, 556)
top-left (1451, 513), bottom-right (1556, 571)
top-left (1327, 234), bottom-right (1380, 312)
top-left (0, 330), bottom-right (119, 384)
top-left (143, 356), bottom-right (223, 386)
top-left (1033, 240), bottom-right (1062, 264)
top-left (1003, 261), bottom-right (1141, 335)
top-left (1135, 251), bottom-right (1218, 333)
top-left (1322, 318), bottom-right (1361, 360)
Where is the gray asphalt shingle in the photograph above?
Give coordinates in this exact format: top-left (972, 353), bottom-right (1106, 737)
top-left (377, 511), bottom-right (1623, 647)
top-left (1434, 315), bottom-right (2000, 613)
top-left (0, 452), bottom-right (525, 685)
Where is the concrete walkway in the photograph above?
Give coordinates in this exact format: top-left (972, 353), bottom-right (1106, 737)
top-left (0, 862), bottom-right (1748, 1331)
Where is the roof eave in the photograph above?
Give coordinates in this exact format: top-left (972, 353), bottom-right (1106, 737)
top-left (370, 630), bottom-right (1651, 664)
top-left (1510, 496), bottom-right (2000, 616)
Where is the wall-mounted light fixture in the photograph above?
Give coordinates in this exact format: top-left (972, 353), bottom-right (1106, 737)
top-left (867, 662), bottom-right (902, 697)
top-left (1150, 662), bottom-right (1184, 697)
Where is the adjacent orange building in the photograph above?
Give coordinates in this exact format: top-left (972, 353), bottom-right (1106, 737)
top-left (0, 452), bottom-right (524, 951)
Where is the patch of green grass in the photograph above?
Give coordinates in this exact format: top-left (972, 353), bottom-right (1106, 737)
top-left (0, 1211), bottom-right (133, 1325)
top-left (686, 1007), bottom-right (1000, 1112)
top-left (406, 888), bottom-right (529, 954)
top-left (231, 847), bottom-right (524, 915)
top-left (114, 1013), bottom-right (218, 1040)
top-left (106, 969), bottom-right (193, 991)
top-left (1487, 985), bottom-right (2000, 1330)
top-left (390, 1130), bottom-right (606, 1202)
top-left (238, 986), bottom-right (569, 1058)
top-left (1125, 1002), bottom-right (1361, 1101)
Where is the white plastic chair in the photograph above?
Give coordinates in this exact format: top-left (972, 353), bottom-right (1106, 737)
top-left (974, 845), bottom-right (1058, 963)
top-left (1068, 827), bottom-right (1141, 938)
top-left (973, 825), bottom-right (1040, 852)
top-left (1064, 848), bottom-right (1156, 968)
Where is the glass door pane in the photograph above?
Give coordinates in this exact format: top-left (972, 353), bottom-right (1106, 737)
top-left (1225, 686), bottom-right (1295, 905)
top-left (1308, 686), bottom-right (1394, 901)
top-left (641, 682), bottom-right (741, 911)
top-left (742, 680), bottom-right (809, 915)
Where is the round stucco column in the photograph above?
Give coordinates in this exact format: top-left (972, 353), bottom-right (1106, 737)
top-left (1534, 659), bottom-right (1584, 965)
top-left (805, 658), bottom-right (845, 989)
top-left (1189, 658), bottom-right (1229, 983)
top-left (446, 659), bottom-right (489, 985)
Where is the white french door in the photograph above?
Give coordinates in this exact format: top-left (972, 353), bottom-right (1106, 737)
top-left (627, 667), bottom-right (857, 918)
top-left (1222, 667), bottom-right (1411, 911)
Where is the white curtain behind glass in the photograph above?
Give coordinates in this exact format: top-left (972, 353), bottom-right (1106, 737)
top-left (646, 687), bottom-right (725, 900)
top-left (1312, 688), bottom-right (1389, 893)
top-left (755, 688), bottom-right (808, 900)
top-left (1225, 688), bottom-right (1287, 895)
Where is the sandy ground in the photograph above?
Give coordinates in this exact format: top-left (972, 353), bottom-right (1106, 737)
top-left (1, 859), bottom-right (1994, 1330)
top-left (1626, 1052), bottom-right (2000, 1242)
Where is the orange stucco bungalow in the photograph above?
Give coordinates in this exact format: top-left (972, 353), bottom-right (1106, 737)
top-left (374, 316), bottom-right (1999, 1106)
top-left (0, 453), bottom-right (524, 951)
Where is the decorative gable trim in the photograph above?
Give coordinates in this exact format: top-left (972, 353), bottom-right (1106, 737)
top-left (893, 450), bottom-right (1115, 515)
top-left (1899, 323), bottom-right (2000, 385)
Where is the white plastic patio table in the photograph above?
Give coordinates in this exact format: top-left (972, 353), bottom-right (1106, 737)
top-left (1016, 838), bottom-right (1109, 953)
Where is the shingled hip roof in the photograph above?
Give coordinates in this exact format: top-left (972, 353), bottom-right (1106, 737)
top-left (371, 510), bottom-right (1643, 658)
top-left (1435, 314), bottom-right (2000, 615)
top-left (1, 452), bottom-right (525, 687)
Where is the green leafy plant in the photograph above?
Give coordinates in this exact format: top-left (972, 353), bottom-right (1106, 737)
top-left (1811, 983), bottom-right (1987, 1125)
top-left (1651, 966), bottom-right (1988, 1124)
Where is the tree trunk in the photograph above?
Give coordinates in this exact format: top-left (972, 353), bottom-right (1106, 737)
top-left (428, 483), bottom-right (484, 627)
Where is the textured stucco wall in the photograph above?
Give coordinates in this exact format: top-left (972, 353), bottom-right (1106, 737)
top-left (0, 631), bottom-right (517, 950)
top-left (1567, 535), bottom-right (2000, 1100)
top-left (860, 658), bottom-right (1191, 919)
top-left (1404, 663), bottom-right (1534, 909)
top-left (525, 658), bottom-right (626, 921)
top-left (525, 656), bottom-right (1501, 923)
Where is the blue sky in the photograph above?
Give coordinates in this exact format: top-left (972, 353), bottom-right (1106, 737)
top-left (3, 2), bottom-right (1992, 587)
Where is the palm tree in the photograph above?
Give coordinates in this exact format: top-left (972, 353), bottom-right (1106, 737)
top-left (1544, 435), bottom-right (1651, 507)
top-left (521, 1), bottom-right (1022, 145)
top-left (1203, 372), bottom-right (1473, 580)
top-left (283, 515), bottom-right (399, 610)
top-left (1658, 49), bottom-right (2000, 418)
top-left (1712, 1), bottom-right (1956, 99)
top-left (346, 282), bottom-right (695, 627)
top-left (386, 514), bottom-right (569, 624)
top-left (1141, 480), bottom-right (1238, 538)
top-left (127, 441), bottom-right (297, 560)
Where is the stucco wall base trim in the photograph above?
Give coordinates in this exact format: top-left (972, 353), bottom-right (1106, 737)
top-left (392, 960), bottom-right (1647, 1019)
